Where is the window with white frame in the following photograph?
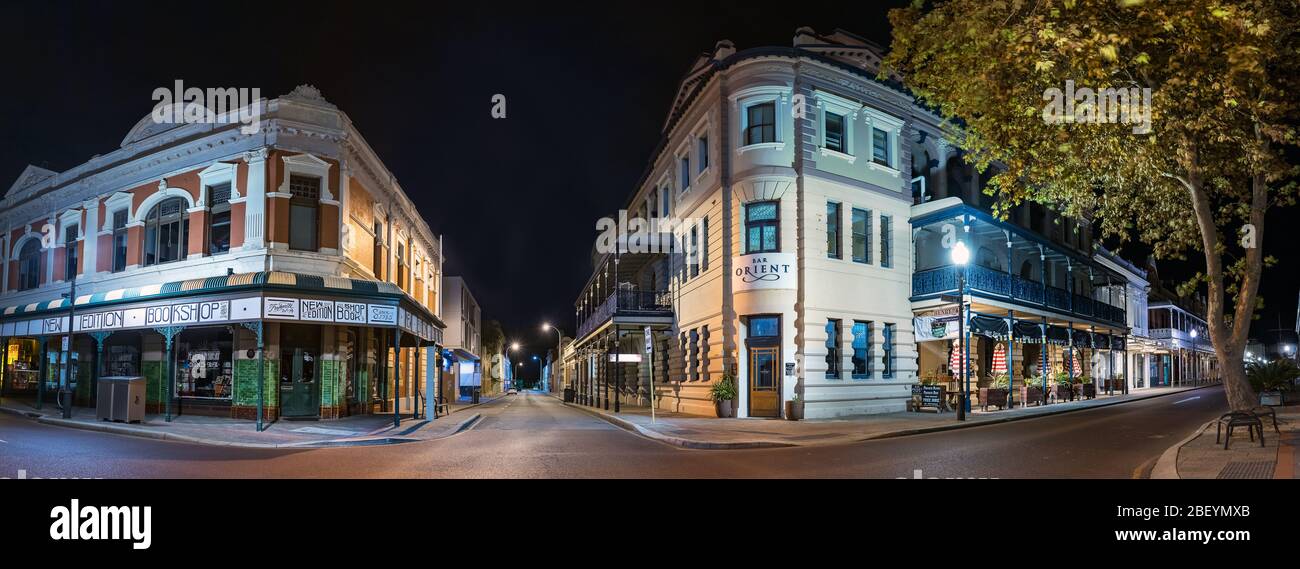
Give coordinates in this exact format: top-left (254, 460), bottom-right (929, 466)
top-left (743, 101), bottom-right (777, 145)
top-left (824, 111), bottom-right (846, 153)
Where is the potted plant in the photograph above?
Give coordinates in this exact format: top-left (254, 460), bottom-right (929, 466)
top-left (711, 374), bottom-right (738, 418)
top-left (1020, 375), bottom-right (1045, 406)
top-left (785, 393), bottom-right (804, 420)
top-left (979, 372), bottom-right (1010, 411)
top-left (1050, 371), bottom-right (1073, 402)
top-left (1248, 360), bottom-right (1298, 406)
top-left (1076, 375), bottom-right (1096, 399)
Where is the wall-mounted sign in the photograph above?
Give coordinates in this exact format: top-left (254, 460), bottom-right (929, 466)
top-left (335, 302), bottom-right (367, 324)
top-left (299, 299), bottom-right (335, 322)
top-left (732, 252), bottom-right (796, 292)
top-left (785, 362), bottom-right (795, 376)
top-left (264, 297), bottom-right (298, 319)
top-left (368, 304), bottom-right (397, 325)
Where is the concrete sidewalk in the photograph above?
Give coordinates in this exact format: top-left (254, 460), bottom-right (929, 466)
top-left (1152, 406), bottom-right (1299, 479)
top-left (561, 384), bottom-right (1212, 449)
top-left (0, 394), bottom-right (505, 448)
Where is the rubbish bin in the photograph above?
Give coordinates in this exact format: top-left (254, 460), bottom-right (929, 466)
top-left (96, 376), bottom-right (146, 423)
top-left (471, 387), bottom-right (481, 404)
top-left (563, 388), bottom-right (575, 403)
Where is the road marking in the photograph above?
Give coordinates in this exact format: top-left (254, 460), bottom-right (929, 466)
top-left (1172, 396), bottom-right (1201, 405)
top-left (0, 439), bottom-right (7, 444)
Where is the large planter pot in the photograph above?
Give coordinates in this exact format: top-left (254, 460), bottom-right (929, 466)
top-left (979, 388), bottom-right (1009, 411)
top-left (1260, 391), bottom-right (1284, 406)
top-left (1019, 385), bottom-right (1044, 406)
top-left (715, 400), bottom-right (733, 418)
top-left (1077, 383), bottom-right (1096, 400)
top-left (1051, 384), bottom-right (1073, 403)
top-left (784, 400), bottom-right (804, 420)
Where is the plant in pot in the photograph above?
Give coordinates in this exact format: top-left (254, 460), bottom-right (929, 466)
top-left (1076, 375), bottom-right (1096, 399)
top-left (785, 393), bottom-right (804, 420)
top-left (1247, 359), bottom-right (1298, 406)
top-left (979, 372), bottom-right (1010, 411)
top-left (1020, 375), bottom-right (1045, 407)
top-left (711, 374), bottom-right (738, 418)
top-left (1051, 371), bottom-right (1073, 402)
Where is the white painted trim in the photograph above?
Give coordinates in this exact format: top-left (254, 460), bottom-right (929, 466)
top-left (131, 186), bottom-right (195, 225)
top-left (197, 160), bottom-right (241, 203)
top-left (278, 153), bottom-right (334, 201)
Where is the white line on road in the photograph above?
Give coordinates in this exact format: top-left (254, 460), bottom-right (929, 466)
top-left (1173, 396), bottom-right (1201, 405)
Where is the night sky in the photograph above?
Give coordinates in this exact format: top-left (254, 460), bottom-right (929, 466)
top-left (1, 1), bottom-right (1293, 377)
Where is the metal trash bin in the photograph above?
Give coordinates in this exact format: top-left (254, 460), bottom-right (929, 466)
top-left (563, 388), bottom-right (575, 403)
top-left (96, 376), bottom-right (146, 423)
top-left (471, 387), bottom-right (481, 404)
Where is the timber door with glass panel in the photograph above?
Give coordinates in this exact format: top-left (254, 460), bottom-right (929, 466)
top-left (279, 325), bottom-right (321, 418)
top-left (746, 316), bottom-right (781, 418)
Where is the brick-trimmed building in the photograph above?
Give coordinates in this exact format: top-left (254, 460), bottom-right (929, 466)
top-left (0, 85), bottom-right (445, 424)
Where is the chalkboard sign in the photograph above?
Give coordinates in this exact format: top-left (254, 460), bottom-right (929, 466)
top-left (911, 384), bottom-right (945, 411)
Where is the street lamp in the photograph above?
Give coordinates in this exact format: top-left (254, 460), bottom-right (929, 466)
top-left (951, 240), bottom-right (971, 421)
top-left (1189, 328), bottom-right (1199, 384)
top-left (543, 322), bottom-right (566, 395)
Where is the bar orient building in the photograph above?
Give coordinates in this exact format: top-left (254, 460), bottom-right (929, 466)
top-left (0, 85), bottom-right (444, 424)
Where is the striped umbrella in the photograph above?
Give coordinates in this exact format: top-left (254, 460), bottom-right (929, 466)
top-left (949, 338), bottom-right (966, 373)
top-left (991, 343), bottom-right (1008, 375)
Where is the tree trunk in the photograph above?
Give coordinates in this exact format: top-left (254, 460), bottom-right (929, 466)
top-left (1181, 140), bottom-right (1259, 411)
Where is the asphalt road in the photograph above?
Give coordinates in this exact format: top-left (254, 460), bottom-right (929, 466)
top-left (0, 387), bottom-right (1226, 478)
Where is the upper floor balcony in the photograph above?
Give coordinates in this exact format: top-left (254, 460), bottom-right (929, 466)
top-left (910, 202), bottom-right (1128, 328)
top-left (574, 247), bottom-right (674, 343)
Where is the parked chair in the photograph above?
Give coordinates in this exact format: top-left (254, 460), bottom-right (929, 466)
top-left (1216, 411), bottom-right (1265, 449)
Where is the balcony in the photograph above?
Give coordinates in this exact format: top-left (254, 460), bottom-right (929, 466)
top-left (576, 288), bottom-right (673, 340)
top-left (912, 264), bottom-right (1126, 326)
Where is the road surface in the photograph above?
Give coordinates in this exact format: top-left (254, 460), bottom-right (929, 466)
top-left (0, 387), bottom-right (1225, 478)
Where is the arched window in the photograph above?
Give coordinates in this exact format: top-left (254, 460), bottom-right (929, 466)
top-left (18, 238), bottom-right (41, 290)
top-left (143, 197), bottom-right (189, 267)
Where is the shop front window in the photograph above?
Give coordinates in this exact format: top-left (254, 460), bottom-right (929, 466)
top-left (4, 338), bottom-right (42, 392)
top-left (175, 328), bottom-right (233, 399)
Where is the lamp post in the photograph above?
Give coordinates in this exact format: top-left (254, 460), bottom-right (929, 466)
top-left (543, 323), bottom-right (566, 394)
top-left (1189, 328), bottom-right (1199, 384)
top-left (951, 240), bottom-right (971, 421)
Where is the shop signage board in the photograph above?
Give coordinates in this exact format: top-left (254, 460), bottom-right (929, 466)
top-left (911, 384), bottom-right (946, 411)
top-left (731, 252), bottom-right (796, 292)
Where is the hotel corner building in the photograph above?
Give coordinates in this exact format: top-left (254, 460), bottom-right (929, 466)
top-left (0, 85), bottom-right (445, 423)
top-left (566, 27), bottom-right (1139, 420)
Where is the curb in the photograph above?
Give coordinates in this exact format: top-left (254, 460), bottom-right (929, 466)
top-left (557, 384), bottom-right (1217, 451)
top-left (1150, 420), bottom-right (1213, 479)
top-left (2, 405), bottom-right (485, 449)
top-left (856, 384), bottom-right (1220, 443)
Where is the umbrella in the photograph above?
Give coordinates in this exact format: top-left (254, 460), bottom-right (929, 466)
top-left (991, 343), bottom-right (1008, 375)
top-left (949, 338), bottom-right (967, 373)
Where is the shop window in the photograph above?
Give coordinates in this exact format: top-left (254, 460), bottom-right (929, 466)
top-left (112, 210), bottom-right (128, 272)
top-left (208, 183), bottom-right (232, 255)
top-left (105, 335), bottom-right (140, 376)
top-left (175, 328), bottom-right (233, 399)
top-left (826, 319), bottom-right (841, 379)
top-left (64, 224), bottom-right (79, 280)
top-left (18, 239), bottom-right (41, 290)
top-left (748, 316), bottom-right (779, 338)
top-left (852, 321), bottom-right (872, 378)
top-left (288, 175), bottom-right (320, 251)
top-left (5, 338), bottom-right (41, 391)
top-left (744, 201), bottom-right (779, 254)
top-left (143, 197), bottom-right (189, 267)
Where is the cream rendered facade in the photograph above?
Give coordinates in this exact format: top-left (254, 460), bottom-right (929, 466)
top-left (568, 29), bottom-right (920, 419)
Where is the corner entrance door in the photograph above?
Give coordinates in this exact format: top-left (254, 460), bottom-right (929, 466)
top-left (280, 347), bottom-right (319, 418)
top-left (748, 346), bottom-right (780, 417)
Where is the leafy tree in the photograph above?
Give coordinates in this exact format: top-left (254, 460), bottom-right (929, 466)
top-left (885, 0), bottom-right (1299, 410)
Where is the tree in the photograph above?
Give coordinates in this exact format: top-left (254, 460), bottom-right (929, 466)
top-left (884, 0), bottom-right (1299, 411)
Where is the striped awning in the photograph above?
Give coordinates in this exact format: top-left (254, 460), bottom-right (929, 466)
top-left (0, 271), bottom-right (407, 319)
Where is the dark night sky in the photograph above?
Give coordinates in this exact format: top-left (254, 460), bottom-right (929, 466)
top-left (1, 1), bottom-right (1293, 375)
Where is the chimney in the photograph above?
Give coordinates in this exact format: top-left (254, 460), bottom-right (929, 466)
top-left (713, 40), bottom-right (735, 61)
top-left (794, 26), bottom-right (818, 47)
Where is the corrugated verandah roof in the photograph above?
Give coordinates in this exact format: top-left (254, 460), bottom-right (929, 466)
top-left (0, 271), bottom-right (435, 323)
